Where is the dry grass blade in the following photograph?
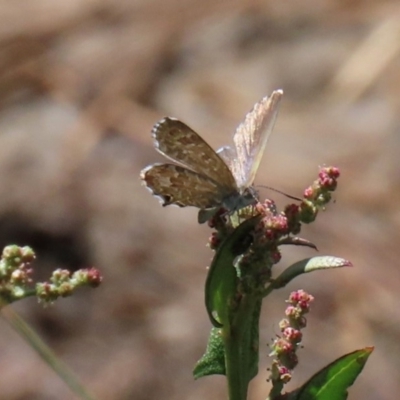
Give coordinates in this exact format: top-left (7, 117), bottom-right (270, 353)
top-left (1, 306), bottom-right (97, 400)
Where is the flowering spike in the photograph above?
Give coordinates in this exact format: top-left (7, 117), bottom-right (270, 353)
top-left (268, 290), bottom-right (314, 388)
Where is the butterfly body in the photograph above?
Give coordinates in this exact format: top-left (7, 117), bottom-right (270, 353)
top-left (140, 90), bottom-right (283, 222)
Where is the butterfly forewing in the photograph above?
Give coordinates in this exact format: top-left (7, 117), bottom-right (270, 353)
top-left (141, 164), bottom-right (228, 208)
top-left (152, 117), bottom-right (236, 190)
top-left (232, 90), bottom-right (283, 189)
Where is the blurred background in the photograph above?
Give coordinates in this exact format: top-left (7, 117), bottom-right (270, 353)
top-left (0, 0), bottom-right (399, 399)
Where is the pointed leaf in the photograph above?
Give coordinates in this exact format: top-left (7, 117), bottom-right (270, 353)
top-left (292, 347), bottom-right (373, 400)
top-left (271, 256), bottom-right (352, 289)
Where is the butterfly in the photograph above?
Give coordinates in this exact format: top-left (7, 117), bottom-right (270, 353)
top-left (140, 90), bottom-right (283, 223)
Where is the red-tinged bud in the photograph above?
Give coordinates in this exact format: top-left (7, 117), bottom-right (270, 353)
top-left (271, 250), bottom-right (282, 264)
top-left (277, 365), bottom-right (292, 383)
top-left (289, 289), bottom-right (314, 305)
top-left (319, 176), bottom-right (337, 191)
top-left (263, 215), bottom-right (288, 232)
top-left (264, 198), bottom-right (277, 210)
top-left (275, 215), bottom-right (289, 232)
top-left (328, 166), bottom-right (340, 178)
top-left (319, 166), bottom-right (340, 180)
top-left (270, 360), bottom-right (292, 384)
top-left (298, 300), bottom-right (311, 312)
top-left (288, 290), bottom-right (301, 303)
top-left (85, 268), bottom-right (103, 287)
top-left (272, 338), bottom-right (294, 355)
top-left (257, 199), bottom-right (278, 217)
top-left (288, 291), bottom-right (298, 303)
top-left (282, 327), bottom-right (302, 344)
top-left (318, 166), bottom-right (340, 191)
top-left (264, 229), bottom-right (277, 241)
top-left (209, 232), bottom-right (221, 250)
top-left (285, 305), bottom-right (300, 319)
top-left (303, 186), bottom-right (314, 199)
top-left (284, 204), bottom-right (300, 219)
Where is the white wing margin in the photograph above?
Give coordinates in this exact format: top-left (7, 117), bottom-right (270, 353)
top-left (232, 90), bottom-right (283, 189)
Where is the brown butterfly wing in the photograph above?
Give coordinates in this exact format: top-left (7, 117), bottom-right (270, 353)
top-left (141, 163), bottom-right (230, 208)
top-left (152, 117), bottom-right (237, 191)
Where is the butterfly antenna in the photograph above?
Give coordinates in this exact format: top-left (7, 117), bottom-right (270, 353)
top-left (257, 185), bottom-right (302, 202)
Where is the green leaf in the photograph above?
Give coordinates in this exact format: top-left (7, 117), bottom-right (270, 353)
top-left (193, 327), bottom-right (225, 379)
top-left (271, 256), bottom-right (352, 289)
top-left (293, 347), bottom-right (373, 400)
top-left (205, 216), bottom-right (261, 327)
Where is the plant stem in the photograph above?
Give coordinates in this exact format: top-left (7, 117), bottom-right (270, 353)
top-left (224, 327), bottom-right (248, 400)
top-left (223, 294), bottom-right (260, 400)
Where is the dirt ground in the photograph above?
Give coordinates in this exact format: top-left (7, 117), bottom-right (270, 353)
top-left (0, 1), bottom-right (399, 399)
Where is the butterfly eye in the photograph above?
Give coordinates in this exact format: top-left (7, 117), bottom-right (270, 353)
top-left (162, 195), bottom-right (172, 205)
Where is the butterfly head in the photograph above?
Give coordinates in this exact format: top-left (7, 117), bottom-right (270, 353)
top-left (223, 186), bottom-right (258, 211)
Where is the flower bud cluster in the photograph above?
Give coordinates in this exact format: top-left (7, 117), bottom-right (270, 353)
top-left (0, 244), bottom-right (102, 305)
top-left (269, 290), bottom-right (314, 385)
top-left (256, 167), bottom-right (340, 244)
top-left (206, 167), bottom-right (340, 290)
top-left (243, 199), bottom-right (289, 273)
top-left (36, 267), bottom-right (102, 304)
top-left (0, 245), bottom-right (35, 302)
top-left (300, 166), bottom-right (340, 223)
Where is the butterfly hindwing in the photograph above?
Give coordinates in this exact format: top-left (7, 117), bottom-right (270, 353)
top-left (141, 163), bottom-right (229, 209)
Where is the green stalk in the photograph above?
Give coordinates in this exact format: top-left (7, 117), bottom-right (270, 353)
top-left (223, 294), bottom-right (260, 400)
top-left (224, 327), bottom-right (247, 400)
